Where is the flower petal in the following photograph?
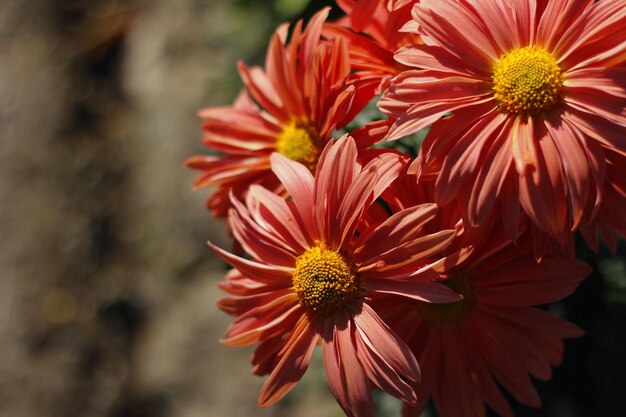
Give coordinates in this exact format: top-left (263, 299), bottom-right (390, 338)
top-left (258, 314), bottom-right (318, 406)
top-left (363, 278), bottom-right (462, 303)
top-left (322, 312), bottom-right (374, 417)
top-left (354, 304), bottom-right (421, 381)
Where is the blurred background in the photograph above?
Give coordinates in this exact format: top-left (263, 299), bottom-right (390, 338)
top-left (0, 1), bottom-right (624, 417)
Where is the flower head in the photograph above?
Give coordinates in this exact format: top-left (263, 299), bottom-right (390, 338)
top-left (379, 0), bottom-right (626, 254)
top-left (374, 221), bottom-right (591, 417)
top-left (187, 8), bottom-right (378, 217)
top-left (211, 137), bottom-right (463, 417)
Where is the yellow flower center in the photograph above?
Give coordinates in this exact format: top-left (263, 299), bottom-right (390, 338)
top-left (276, 122), bottom-right (320, 170)
top-left (492, 46), bottom-right (563, 116)
top-left (292, 243), bottom-right (359, 314)
top-left (417, 272), bottom-right (475, 324)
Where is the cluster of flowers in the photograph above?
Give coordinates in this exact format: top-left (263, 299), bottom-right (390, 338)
top-left (187, 1), bottom-right (625, 416)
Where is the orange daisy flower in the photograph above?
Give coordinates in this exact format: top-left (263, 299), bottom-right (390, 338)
top-left (379, 0), bottom-right (626, 251)
top-left (211, 138), bottom-right (463, 417)
top-left (187, 7), bottom-right (377, 217)
top-left (374, 225), bottom-right (591, 417)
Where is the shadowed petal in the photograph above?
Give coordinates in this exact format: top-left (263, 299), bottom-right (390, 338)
top-left (354, 304), bottom-right (421, 382)
top-left (209, 242), bottom-right (293, 284)
top-left (246, 185), bottom-right (312, 251)
top-left (354, 204), bottom-right (438, 261)
top-left (270, 152), bottom-right (316, 233)
top-left (258, 315), bottom-right (318, 406)
top-left (223, 301), bottom-right (301, 347)
top-left (363, 278), bottom-right (462, 303)
top-left (322, 313), bottom-right (374, 417)
top-left (414, 0), bottom-right (499, 70)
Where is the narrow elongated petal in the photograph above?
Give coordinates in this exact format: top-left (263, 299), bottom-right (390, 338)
top-left (354, 304), bottom-right (421, 381)
top-left (270, 152), bottom-right (316, 231)
top-left (323, 314), bottom-right (374, 417)
top-left (363, 278), bottom-right (462, 303)
top-left (209, 242), bottom-right (293, 284)
top-left (258, 315), bottom-right (318, 406)
top-left (353, 204), bottom-right (438, 260)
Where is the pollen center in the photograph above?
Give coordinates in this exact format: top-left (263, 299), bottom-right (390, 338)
top-left (292, 244), bottom-right (359, 314)
top-left (417, 272), bottom-right (475, 324)
top-left (276, 122), bottom-right (319, 170)
top-left (492, 46), bottom-right (563, 116)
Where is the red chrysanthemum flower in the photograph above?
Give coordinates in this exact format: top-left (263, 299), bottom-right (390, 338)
top-left (186, 8), bottom-right (378, 217)
top-left (379, 0), bottom-right (626, 253)
top-left (211, 137), bottom-right (464, 417)
top-left (325, 0), bottom-right (420, 92)
top-left (374, 223), bottom-right (591, 417)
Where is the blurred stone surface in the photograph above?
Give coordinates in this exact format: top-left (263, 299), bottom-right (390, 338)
top-left (0, 0), bottom-right (340, 416)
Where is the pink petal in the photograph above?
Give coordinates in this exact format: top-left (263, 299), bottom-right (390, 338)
top-left (414, 1), bottom-right (499, 71)
top-left (511, 116), bottom-right (539, 175)
top-left (436, 111), bottom-right (508, 206)
top-left (361, 230), bottom-right (457, 276)
top-left (363, 278), bottom-right (462, 303)
top-left (434, 328), bottom-right (485, 417)
top-left (187, 155), bottom-right (270, 188)
top-left (467, 319), bottom-right (542, 408)
top-left (384, 96), bottom-right (493, 141)
top-left (354, 304), bottom-right (421, 381)
top-left (545, 114), bottom-right (593, 229)
top-left (465, 0), bottom-right (517, 53)
top-left (554, 1), bottom-right (626, 69)
top-left (467, 117), bottom-right (514, 227)
top-left (246, 185), bottom-right (312, 251)
top-left (564, 86), bottom-right (626, 128)
top-left (394, 43), bottom-right (489, 77)
top-left (348, 0), bottom-right (379, 30)
top-left (486, 306), bottom-right (584, 339)
top-left (565, 67), bottom-right (626, 99)
top-left (509, 0), bottom-right (538, 46)
top-left (228, 199), bottom-right (298, 266)
top-left (472, 309), bottom-right (554, 381)
top-left (353, 203), bottom-right (438, 262)
top-left (537, 0), bottom-right (592, 50)
top-left (463, 334), bottom-right (514, 417)
top-left (252, 335), bottom-right (283, 376)
top-left (269, 152), bottom-right (317, 233)
top-left (238, 62), bottom-right (289, 122)
top-left (314, 137), bottom-right (360, 244)
top-left (335, 164), bottom-right (379, 248)
top-left (258, 315), bottom-right (318, 406)
top-left (474, 258), bottom-right (591, 306)
top-left (337, 150), bottom-right (406, 248)
top-left (209, 242), bottom-right (293, 284)
top-left (322, 312), bottom-right (374, 417)
top-left (517, 121), bottom-right (570, 239)
top-left (223, 300), bottom-right (301, 347)
top-left (562, 105), bottom-right (626, 154)
top-left (300, 7), bottom-right (330, 69)
top-left (264, 32), bottom-right (304, 118)
top-left (218, 288), bottom-right (293, 316)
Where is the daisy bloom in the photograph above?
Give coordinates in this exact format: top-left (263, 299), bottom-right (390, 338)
top-left (186, 7), bottom-right (377, 217)
top-left (379, 0), bottom-right (626, 251)
top-left (374, 228), bottom-right (592, 417)
top-left (211, 137), bottom-right (463, 417)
